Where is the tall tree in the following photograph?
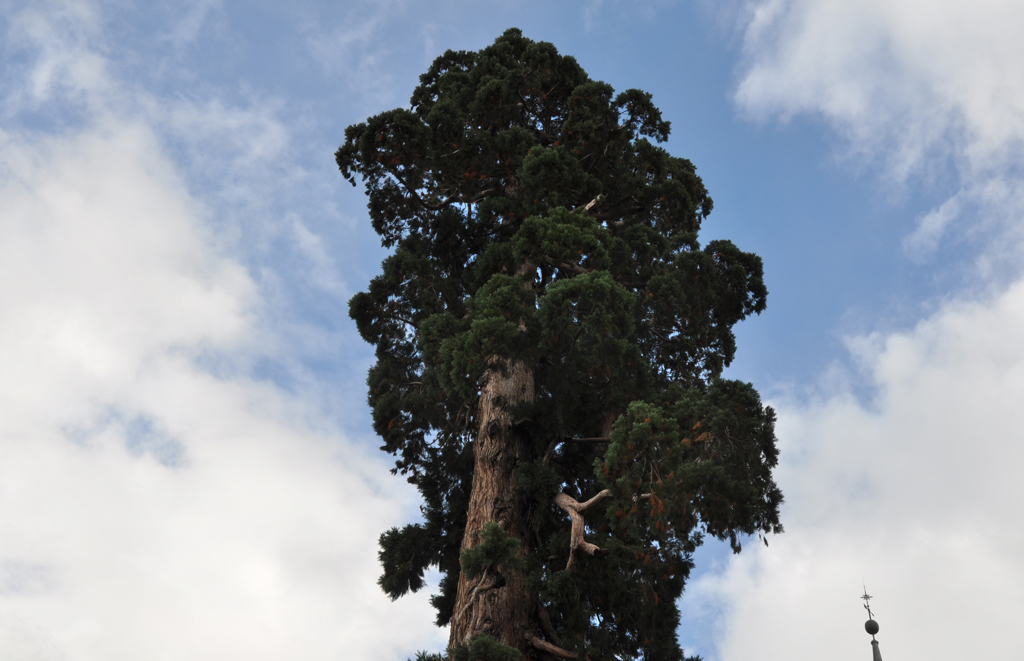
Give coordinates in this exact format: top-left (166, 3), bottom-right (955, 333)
top-left (338, 29), bottom-right (783, 661)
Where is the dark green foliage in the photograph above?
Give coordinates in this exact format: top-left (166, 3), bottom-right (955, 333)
top-left (460, 522), bottom-right (524, 580)
top-left (410, 652), bottom-right (447, 661)
top-left (451, 635), bottom-right (522, 661)
top-left (600, 380), bottom-right (782, 553)
top-left (378, 524), bottom-right (435, 599)
top-left (340, 28), bottom-right (782, 661)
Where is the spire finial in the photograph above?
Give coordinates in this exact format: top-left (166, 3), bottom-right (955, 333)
top-left (861, 584), bottom-right (883, 660)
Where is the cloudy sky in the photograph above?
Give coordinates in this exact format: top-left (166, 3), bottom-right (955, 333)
top-left (2, 1), bottom-right (1022, 659)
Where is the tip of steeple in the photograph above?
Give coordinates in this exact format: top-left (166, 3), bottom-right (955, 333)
top-left (861, 586), bottom-right (884, 659)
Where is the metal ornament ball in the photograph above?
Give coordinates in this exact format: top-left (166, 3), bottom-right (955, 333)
top-left (865, 619), bottom-right (879, 636)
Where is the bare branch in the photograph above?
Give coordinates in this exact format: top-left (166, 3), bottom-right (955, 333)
top-left (526, 633), bottom-right (578, 659)
top-left (577, 489), bottom-right (611, 511)
top-left (573, 194), bottom-right (602, 214)
top-left (554, 491), bottom-right (612, 571)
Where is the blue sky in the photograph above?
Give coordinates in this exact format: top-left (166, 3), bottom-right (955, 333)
top-left (2, 1), bottom-right (1023, 659)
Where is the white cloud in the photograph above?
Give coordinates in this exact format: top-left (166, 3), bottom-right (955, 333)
top-left (1, 0), bottom-right (108, 114)
top-left (903, 193), bottom-right (961, 258)
top-left (0, 3), bottom-right (443, 659)
top-left (733, 0), bottom-right (1024, 256)
top-left (689, 3), bottom-right (1024, 659)
top-left (735, 0), bottom-right (1024, 174)
top-left (161, 0), bottom-right (224, 51)
top-left (301, 1), bottom-right (404, 110)
top-left (285, 212), bottom-right (347, 294)
top-left (696, 278), bottom-right (1024, 659)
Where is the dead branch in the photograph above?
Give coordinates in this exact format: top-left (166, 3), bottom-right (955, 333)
top-left (576, 489), bottom-right (612, 511)
top-left (527, 633), bottom-right (578, 659)
top-left (573, 195), bottom-right (602, 214)
top-left (554, 490), bottom-right (611, 571)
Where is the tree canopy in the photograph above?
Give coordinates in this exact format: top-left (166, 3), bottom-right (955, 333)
top-left (338, 28), bottom-right (783, 661)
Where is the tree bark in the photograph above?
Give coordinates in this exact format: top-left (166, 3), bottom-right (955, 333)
top-left (449, 359), bottom-right (536, 657)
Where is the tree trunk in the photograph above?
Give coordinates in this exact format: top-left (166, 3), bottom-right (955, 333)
top-left (449, 359), bottom-right (536, 657)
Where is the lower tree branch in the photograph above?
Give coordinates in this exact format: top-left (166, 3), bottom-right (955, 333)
top-left (527, 633), bottom-right (578, 659)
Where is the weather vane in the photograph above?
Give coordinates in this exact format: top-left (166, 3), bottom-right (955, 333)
top-left (861, 584), bottom-right (875, 621)
top-left (861, 584), bottom-right (884, 661)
